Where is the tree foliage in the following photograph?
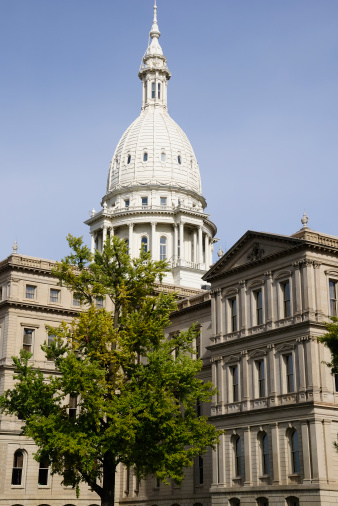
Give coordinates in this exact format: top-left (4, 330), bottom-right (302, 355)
top-left (320, 317), bottom-right (338, 373)
top-left (0, 235), bottom-right (219, 506)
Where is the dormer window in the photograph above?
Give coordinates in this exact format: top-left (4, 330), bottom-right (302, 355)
top-left (158, 83), bottom-right (161, 99)
top-left (143, 152), bottom-right (148, 162)
top-left (161, 152), bottom-right (166, 163)
top-left (178, 155), bottom-right (182, 165)
top-left (152, 82), bottom-right (155, 99)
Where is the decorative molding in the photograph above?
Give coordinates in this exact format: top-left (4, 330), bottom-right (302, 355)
top-left (223, 287), bottom-right (239, 297)
top-left (239, 280), bottom-right (246, 288)
top-left (264, 271), bottom-right (272, 279)
top-left (313, 261), bottom-right (322, 269)
top-left (325, 269), bottom-right (338, 277)
top-left (248, 349), bottom-right (267, 358)
top-left (247, 279), bottom-right (265, 289)
top-left (275, 342), bottom-right (295, 353)
top-left (274, 269), bottom-right (292, 281)
top-left (247, 243), bottom-right (265, 262)
top-left (223, 354), bottom-right (241, 364)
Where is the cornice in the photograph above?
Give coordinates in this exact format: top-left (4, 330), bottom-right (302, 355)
top-left (0, 299), bottom-right (79, 316)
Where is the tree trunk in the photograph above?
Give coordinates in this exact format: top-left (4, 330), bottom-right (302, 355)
top-left (101, 453), bottom-right (116, 506)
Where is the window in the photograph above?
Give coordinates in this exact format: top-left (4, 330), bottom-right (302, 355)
top-left (255, 290), bottom-right (263, 325)
top-left (234, 437), bottom-right (242, 477)
top-left (178, 155), bottom-right (182, 165)
top-left (158, 82), bottom-right (161, 99)
top-left (26, 285), bottom-right (36, 299)
top-left (152, 82), bottom-right (155, 99)
top-left (142, 196), bottom-right (148, 207)
top-left (38, 457), bottom-right (49, 486)
top-left (257, 360), bottom-right (265, 397)
top-left (197, 456), bottom-right (203, 485)
top-left (23, 328), bottom-right (33, 353)
top-left (286, 497), bottom-right (299, 506)
top-left (141, 236), bottom-right (148, 253)
top-left (160, 236), bottom-right (167, 260)
top-left (178, 239), bottom-right (180, 257)
top-left (143, 152), bottom-right (148, 162)
top-left (282, 281), bottom-right (291, 317)
top-left (230, 298), bottom-right (237, 332)
top-left (261, 434), bottom-right (270, 475)
top-left (127, 155), bottom-right (131, 164)
top-left (125, 239), bottom-right (129, 254)
top-left (69, 395), bottom-right (78, 419)
top-left (231, 365), bottom-right (239, 402)
top-left (161, 152), bottom-right (166, 163)
top-left (50, 288), bottom-right (60, 303)
top-left (125, 199), bottom-right (130, 208)
top-left (12, 450), bottom-right (24, 485)
top-left (73, 295), bottom-right (81, 307)
top-left (286, 354), bottom-right (294, 393)
top-left (257, 498), bottom-right (269, 506)
top-left (290, 430), bottom-right (300, 474)
top-left (160, 196), bottom-right (167, 206)
top-left (335, 373), bottom-right (338, 392)
top-left (96, 297), bottom-right (103, 308)
top-left (230, 500), bottom-right (240, 506)
top-left (329, 280), bottom-right (337, 316)
top-left (0, 286), bottom-right (2, 300)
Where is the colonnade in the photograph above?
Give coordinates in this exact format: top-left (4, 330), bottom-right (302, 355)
top-left (90, 221), bottom-right (213, 268)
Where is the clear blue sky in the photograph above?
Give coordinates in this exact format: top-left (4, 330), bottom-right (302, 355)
top-left (1, 0), bottom-right (337, 261)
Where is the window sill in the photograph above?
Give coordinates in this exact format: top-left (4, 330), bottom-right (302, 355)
top-left (11, 485), bottom-right (25, 489)
top-left (38, 484), bottom-right (51, 489)
top-left (232, 477), bottom-right (242, 483)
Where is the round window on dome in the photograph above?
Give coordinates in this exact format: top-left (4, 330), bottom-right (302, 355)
top-left (161, 152), bottom-right (166, 163)
top-left (143, 152), bottom-right (148, 162)
top-left (127, 155), bottom-right (131, 165)
top-left (178, 155), bottom-right (182, 165)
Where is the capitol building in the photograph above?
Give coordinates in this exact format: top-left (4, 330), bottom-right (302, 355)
top-left (1, 3), bottom-right (338, 506)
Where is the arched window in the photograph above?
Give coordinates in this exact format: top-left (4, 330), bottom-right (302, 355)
top-left (286, 497), bottom-right (299, 506)
top-left (38, 457), bottom-right (49, 486)
top-left (161, 152), bottom-right (166, 163)
top-left (262, 433), bottom-right (270, 475)
top-left (143, 152), bottom-right (148, 162)
top-left (141, 236), bottom-right (148, 253)
top-left (234, 436), bottom-right (242, 477)
top-left (152, 82), bottom-right (156, 99)
top-left (127, 154), bottom-right (131, 164)
top-left (178, 155), bottom-right (182, 165)
top-left (290, 430), bottom-right (300, 473)
top-left (256, 498), bottom-right (269, 506)
top-left (158, 82), bottom-right (161, 99)
top-left (12, 450), bottom-right (24, 485)
top-left (229, 499), bottom-right (240, 506)
top-left (160, 237), bottom-right (167, 260)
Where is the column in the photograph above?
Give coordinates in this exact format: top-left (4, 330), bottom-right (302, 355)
top-left (271, 423), bottom-right (280, 484)
top-left (301, 421), bottom-right (312, 482)
top-left (211, 291), bottom-right (217, 336)
top-left (313, 261), bottom-right (323, 321)
top-left (205, 234), bottom-right (209, 268)
top-left (209, 240), bottom-right (213, 266)
top-left (151, 222), bottom-right (157, 260)
top-left (173, 224), bottom-right (178, 261)
top-left (142, 82), bottom-right (146, 108)
top-left (217, 359), bottom-right (223, 403)
top-left (323, 419), bottom-right (335, 483)
top-left (90, 233), bottom-right (95, 255)
top-left (147, 79), bottom-right (151, 102)
top-left (243, 426), bottom-right (252, 486)
top-left (305, 338), bottom-right (321, 399)
top-left (239, 280), bottom-right (247, 331)
top-left (296, 339), bottom-right (307, 393)
top-left (179, 222), bottom-right (184, 260)
top-left (302, 260), bottom-right (315, 319)
top-left (264, 271), bottom-right (273, 323)
top-left (198, 226), bottom-right (203, 265)
top-left (211, 360), bottom-right (218, 404)
top-left (216, 288), bottom-right (222, 335)
top-left (212, 446), bottom-right (218, 486)
top-left (267, 344), bottom-right (276, 398)
top-left (218, 432), bottom-right (225, 485)
top-left (110, 227), bottom-right (115, 237)
top-left (128, 224), bottom-right (133, 257)
top-left (293, 261), bottom-right (302, 319)
top-left (193, 229), bottom-right (197, 263)
top-left (102, 226), bottom-right (107, 247)
top-left (241, 351), bottom-right (250, 410)
top-left (309, 420), bottom-right (327, 483)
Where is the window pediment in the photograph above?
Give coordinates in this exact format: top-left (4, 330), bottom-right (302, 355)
top-left (248, 279), bottom-right (264, 289)
top-left (223, 354), bottom-right (241, 364)
top-left (274, 269), bottom-right (292, 281)
top-left (248, 349), bottom-right (267, 359)
top-left (223, 287), bottom-right (239, 297)
top-left (275, 342), bottom-right (295, 353)
top-left (325, 269), bottom-right (338, 278)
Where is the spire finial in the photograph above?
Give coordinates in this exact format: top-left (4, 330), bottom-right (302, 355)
top-left (12, 240), bottom-right (18, 253)
top-left (150, 0), bottom-right (160, 40)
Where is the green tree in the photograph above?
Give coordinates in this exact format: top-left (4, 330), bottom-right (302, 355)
top-left (320, 317), bottom-right (338, 373)
top-left (0, 235), bottom-right (219, 506)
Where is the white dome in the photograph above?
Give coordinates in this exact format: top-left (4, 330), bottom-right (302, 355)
top-left (107, 106), bottom-right (202, 196)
